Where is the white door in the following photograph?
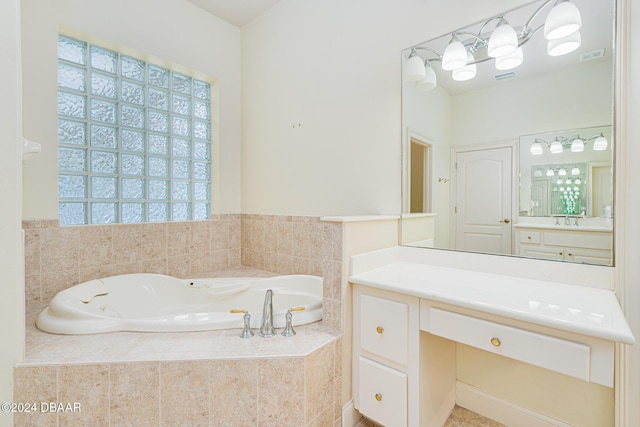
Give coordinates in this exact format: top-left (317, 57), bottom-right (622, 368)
top-left (455, 147), bottom-right (513, 255)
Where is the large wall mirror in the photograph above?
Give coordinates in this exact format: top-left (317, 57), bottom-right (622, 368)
top-left (401, 0), bottom-right (615, 266)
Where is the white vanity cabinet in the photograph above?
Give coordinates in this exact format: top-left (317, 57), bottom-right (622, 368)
top-left (352, 285), bottom-right (456, 427)
top-left (350, 255), bottom-right (634, 426)
top-left (515, 226), bottom-right (612, 265)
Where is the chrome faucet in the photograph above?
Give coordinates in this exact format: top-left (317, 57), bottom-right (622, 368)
top-left (259, 289), bottom-right (275, 337)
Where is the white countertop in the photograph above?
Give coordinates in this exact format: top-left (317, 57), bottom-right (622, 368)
top-left (350, 261), bottom-right (634, 345)
top-left (514, 223), bottom-right (613, 232)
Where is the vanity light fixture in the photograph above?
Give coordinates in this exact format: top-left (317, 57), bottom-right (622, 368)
top-left (550, 139), bottom-right (564, 154)
top-left (442, 35), bottom-right (468, 71)
top-left (544, 0), bottom-right (582, 40)
top-left (571, 166), bottom-right (581, 175)
top-left (404, 0), bottom-right (582, 88)
top-left (574, 178), bottom-right (582, 184)
top-left (530, 140), bottom-right (544, 155)
top-left (487, 17), bottom-right (518, 58)
top-left (558, 167), bottom-right (567, 176)
top-left (570, 137), bottom-right (584, 152)
top-left (556, 178), bottom-right (563, 184)
top-left (548, 31), bottom-right (582, 56)
top-left (452, 51), bottom-right (477, 81)
top-left (405, 48), bottom-right (426, 82)
top-left (529, 133), bottom-right (609, 155)
top-left (546, 168), bottom-right (555, 176)
top-left (593, 134), bottom-right (608, 150)
top-left (565, 178), bottom-right (572, 184)
top-left (534, 169), bottom-right (544, 177)
top-left (416, 60), bottom-right (438, 91)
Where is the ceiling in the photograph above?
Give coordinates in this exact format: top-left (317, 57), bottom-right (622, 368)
top-left (186, 0), bottom-right (285, 27)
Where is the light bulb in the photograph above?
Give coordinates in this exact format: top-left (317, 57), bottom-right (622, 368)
top-left (546, 169), bottom-right (555, 176)
top-left (558, 168), bottom-right (567, 176)
top-left (571, 166), bottom-right (580, 175)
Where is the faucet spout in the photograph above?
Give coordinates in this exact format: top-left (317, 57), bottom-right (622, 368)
top-left (259, 289), bottom-right (275, 337)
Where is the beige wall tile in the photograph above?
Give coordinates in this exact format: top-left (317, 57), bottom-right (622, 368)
top-left (167, 222), bottom-right (191, 257)
top-left (13, 365), bottom-right (57, 427)
top-left (305, 342), bottom-right (335, 424)
top-left (277, 222), bottom-right (293, 256)
top-left (24, 229), bottom-right (40, 277)
top-left (40, 227), bottom-right (79, 272)
top-left (110, 362), bottom-right (160, 426)
top-left (293, 223), bottom-right (310, 259)
top-left (211, 220), bottom-right (230, 251)
top-left (58, 364), bottom-right (109, 427)
top-left (41, 269), bottom-right (79, 302)
top-left (252, 219), bottom-right (265, 252)
top-left (160, 361), bottom-right (209, 427)
top-left (25, 274), bottom-right (41, 304)
top-left (257, 357), bottom-right (304, 427)
top-left (77, 226), bottom-right (113, 267)
top-left (168, 255), bottom-right (192, 278)
top-left (210, 359), bottom-right (258, 427)
top-left (306, 407), bottom-right (334, 427)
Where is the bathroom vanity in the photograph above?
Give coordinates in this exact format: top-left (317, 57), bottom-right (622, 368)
top-left (514, 224), bottom-right (613, 266)
top-left (350, 246), bottom-right (633, 427)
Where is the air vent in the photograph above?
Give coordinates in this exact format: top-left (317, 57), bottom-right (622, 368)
top-left (580, 49), bottom-right (605, 62)
top-left (494, 72), bottom-right (516, 81)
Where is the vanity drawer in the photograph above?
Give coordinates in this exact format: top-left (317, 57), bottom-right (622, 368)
top-left (428, 308), bottom-right (591, 381)
top-left (358, 357), bottom-right (407, 427)
top-left (360, 294), bottom-right (408, 365)
top-left (519, 230), bottom-right (540, 244)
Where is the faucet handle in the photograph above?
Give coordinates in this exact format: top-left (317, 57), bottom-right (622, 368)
top-left (231, 309), bottom-right (254, 338)
top-left (281, 309), bottom-right (297, 337)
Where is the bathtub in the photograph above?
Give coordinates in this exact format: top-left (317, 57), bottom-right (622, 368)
top-left (36, 273), bottom-right (323, 335)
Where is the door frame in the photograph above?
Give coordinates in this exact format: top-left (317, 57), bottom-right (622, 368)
top-left (403, 129), bottom-right (434, 213)
top-left (449, 140), bottom-right (519, 251)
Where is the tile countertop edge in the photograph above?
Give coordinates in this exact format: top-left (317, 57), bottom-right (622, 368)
top-left (349, 262), bottom-right (635, 345)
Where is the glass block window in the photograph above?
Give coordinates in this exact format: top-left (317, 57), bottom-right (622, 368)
top-left (57, 35), bottom-right (212, 225)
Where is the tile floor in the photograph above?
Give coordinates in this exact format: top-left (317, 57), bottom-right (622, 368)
top-left (355, 405), bottom-right (506, 427)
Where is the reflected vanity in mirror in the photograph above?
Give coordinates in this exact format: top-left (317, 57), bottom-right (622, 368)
top-left (400, 0), bottom-right (615, 266)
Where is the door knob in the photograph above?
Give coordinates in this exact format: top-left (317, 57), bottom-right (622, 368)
top-left (500, 218), bottom-right (510, 224)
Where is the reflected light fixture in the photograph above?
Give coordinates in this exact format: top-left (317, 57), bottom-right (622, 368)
top-left (548, 31), bottom-right (581, 56)
top-left (403, 0), bottom-right (583, 89)
top-left (593, 134), bottom-right (608, 150)
top-left (558, 168), bottom-right (567, 176)
top-left (575, 178), bottom-right (582, 184)
top-left (550, 139), bottom-right (564, 154)
top-left (530, 140), bottom-right (544, 155)
top-left (571, 166), bottom-right (581, 175)
top-left (495, 47), bottom-right (524, 70)
top-left (452, 51), bottom-right (477, 81)
top-left (416, 60), bottom-right (437, 91)
top-left (546, 168), bottom-right (555, 176)
top-left (570, 137), bottom-right (584, 152)
top-left (530, 133), bottom-right (608, 155)
top-left (534, 169), bottom-right (543, 177)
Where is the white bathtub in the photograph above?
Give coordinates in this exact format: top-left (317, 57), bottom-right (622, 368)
top-left (36, 273), bottom-right (323, 334)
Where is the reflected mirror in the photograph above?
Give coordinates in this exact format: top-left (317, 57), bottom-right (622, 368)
top-left (401, 0), bottom-right (615, 266)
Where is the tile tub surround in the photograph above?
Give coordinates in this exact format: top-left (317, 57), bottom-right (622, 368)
top-left (241, 215), bottom-right (343, 330)
top-left (23, 215), bottom-right (243, 304)
top-left (15, 336), bottom-right (342, 427)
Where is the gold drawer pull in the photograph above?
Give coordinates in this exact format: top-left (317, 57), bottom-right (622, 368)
top-left (376, 326), bottom-right (384, 334)
top-left (375, 393), bottom-right (382, 401)
top-left (491, 337), bottom-right (501, 347)
top-left (527, 236), bottom-right (532, 240)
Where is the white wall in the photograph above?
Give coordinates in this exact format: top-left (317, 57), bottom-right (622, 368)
top-left (0, 0), bottom-right (24, 425)
top-left (241, 0), bottom-right (529, 216)
top-left (21, 0), bottom-right (242, 219)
